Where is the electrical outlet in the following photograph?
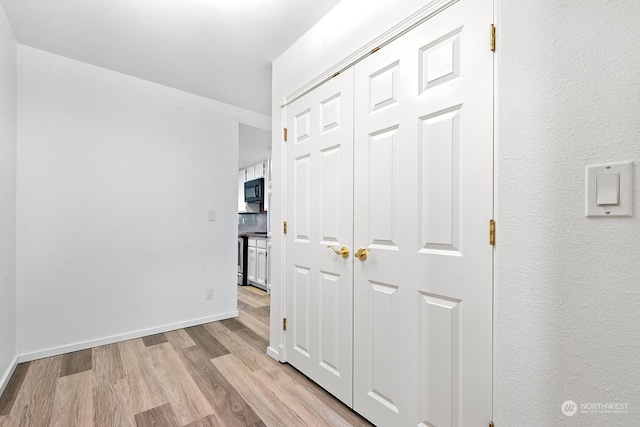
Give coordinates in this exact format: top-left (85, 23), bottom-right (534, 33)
top-left (206, 288), bottom-right (214, 300)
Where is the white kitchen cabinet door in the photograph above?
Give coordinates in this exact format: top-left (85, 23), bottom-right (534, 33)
top-left (247, 246), bottom-right (257, 283)
top-left (246, 165), bottom-right (255, 181)
top-left (254, 161), bottom-right (265, 179)
top-left (256, 248), bottom-right (267, 287)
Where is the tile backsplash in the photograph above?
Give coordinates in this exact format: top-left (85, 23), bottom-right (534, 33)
top-left (238, 212), bottom-right (267, 234)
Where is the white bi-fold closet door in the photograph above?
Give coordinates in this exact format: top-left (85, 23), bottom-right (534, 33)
top-left (284, 0), bottom-right (493, 425)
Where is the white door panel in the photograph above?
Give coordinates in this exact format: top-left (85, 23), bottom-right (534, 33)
top-left (285, 69), bottom-right (355, 406)
top-left (353, 1), bottom-right (493, 426)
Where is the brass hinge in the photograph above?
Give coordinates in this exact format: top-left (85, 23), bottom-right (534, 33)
top-left (371, 46), bottom-right (381, 54)
top-left (283, 127), bottom-right (288, 142)
top-left (489, 422), bottom-right (494, 427)
top-left (283, 318), bottom-right (287, 331)
top-left (283, 221), bottom-right (287, 234)
top-left (332, 71), bottom-right (340, 78)
top-left (490, 24), bottom-right (496, 52)
top-left (489, 219), bottom-right (496, 245)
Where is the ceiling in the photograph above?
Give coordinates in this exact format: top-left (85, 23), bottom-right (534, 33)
top-left (0, 0), bottom-right (342, 115)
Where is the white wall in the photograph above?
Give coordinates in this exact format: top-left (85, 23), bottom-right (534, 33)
top-left (0, 0), bottom-right (17, 392)
top-left (273, 0), bottom-right (640, 425)
top-left (496, 1), bottom-right (640, 425)
top-left (16, 46), bottom-right (270, 358)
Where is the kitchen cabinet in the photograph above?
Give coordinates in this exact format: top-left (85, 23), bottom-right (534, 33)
top-left (256, 246), bottom-right (267, 288)
top-left (247, 237), bottom-right (267, 290)
top-left (245, 166), bottom-right (255, 181)
top-left (254, 161), bottom-right (265, 179)
top-left (238, 170), bottom-right (247, 212)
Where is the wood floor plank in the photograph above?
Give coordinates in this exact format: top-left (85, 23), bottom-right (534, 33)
top-left (0, 363), bottom-right (30, 416)
top-left (92, 343), bottom-right (124, 386)
top-left (185, 415), bottom-right (267, 427)
top-left (60, 349), bottom-right (92, 378)
top-left (49, 370), bottom-right (93, 427)
top-left (254, 367), bottom-right (356, 427)
top-left (237, 300), bottom-right (269, 326)
top-left (237, 289), bottom-right (270, 309)
top-left (184, 325), bottom-right (230, 359)
top-left (164, 329), bottom-right (196, 349)
top-left (142, 334), bottom-right (168, 347)
top-left (2, 355), bottom-right (62, 426)
top-left (93, 380), bottom-right (136, 427)
top-left (178, 345), bottom-right (262, 427)
top-left (203, 322), bottom-right (275, 373)
top-left (220, 318), bottom-right (246, 332)
top-left (237, 308), bottom-right (270, 340)
top-left (278, 363), bottom-right (373, 426)
top-left (118, 339), bottom-right (169, 414)
top-left (147, 343), bottom-right (213, 425)
top-left (234, 327), bottom-right (270, 355)
top-left (133, 403), bottom-right (180, 427)
top-left (213, 354), bottom-right (308, 427)
top-left (239, 285), bottom-right (269, 297)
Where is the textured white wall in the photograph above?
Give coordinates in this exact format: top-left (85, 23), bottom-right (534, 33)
top-left (0, 1), bottom-right (17, 392)
top-left (16, 46), bottom-right (270, 358)
top-left (497, 1), bottom-right (640, 425)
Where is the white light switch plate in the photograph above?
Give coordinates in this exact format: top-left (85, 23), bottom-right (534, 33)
top-left (586, 161), bottom-right (634, 217)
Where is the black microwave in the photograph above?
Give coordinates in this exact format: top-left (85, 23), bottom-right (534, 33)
top-left (244, 178), bottom-right (264, 204)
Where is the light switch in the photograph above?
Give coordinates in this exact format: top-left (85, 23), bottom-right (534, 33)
top-left (208, 210), bottom-right (215, 221)
top-left (586, 161), bottom-right (634, 217)
top-left (596, 173), bottom-right (620, 206)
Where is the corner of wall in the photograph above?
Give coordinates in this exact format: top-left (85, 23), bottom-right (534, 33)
top-left (0, 0), bottom-right (18, 398)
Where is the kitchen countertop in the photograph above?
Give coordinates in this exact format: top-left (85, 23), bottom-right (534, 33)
top-left (240, 232), bottom-right (268, 238)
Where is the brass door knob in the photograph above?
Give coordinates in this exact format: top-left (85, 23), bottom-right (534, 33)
top-left (355, 248), bottom-right (371, 261)
top-left (327, 245), bottom-right (350, 258)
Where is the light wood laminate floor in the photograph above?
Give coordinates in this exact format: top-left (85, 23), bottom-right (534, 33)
top-left (0, 285), bottom-right (371, 427)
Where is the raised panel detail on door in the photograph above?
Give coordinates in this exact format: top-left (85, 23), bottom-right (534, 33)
top-left (368, 281), bottom-right (400, 413)
top-left (368, 126), bottom-right (400, 251)
top-left (419, 105), bottom-right (462, 254)
top-left (294, 155), bottom-right (311, 243)
top-left (295, 110), bottom-right (311, 144)
top-left (320, 93), bottom-right (341, 133)
top-left (320, 145), bottom-right (342, 245)
top-left (293, 266), bottom-right (311, 358)
top-left (319, 271), bottom-right (341, 376)
top-left (420, 27), bottom-right (462, 92)
top-left (370, 61), bottom-right (400, 113)
top-left (285, 69), bottom-right (355, 406)
top-left (419, 292), bottom-right (461, 427)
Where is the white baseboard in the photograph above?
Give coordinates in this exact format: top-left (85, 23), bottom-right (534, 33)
top-left (267, 345), bottom-right (279, 361)
top-left (0, 355), bottom-right (19, 397)
top-left (16, 311), bottom-right (239, 363)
